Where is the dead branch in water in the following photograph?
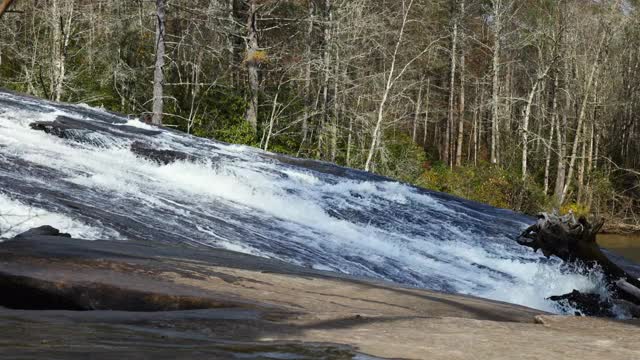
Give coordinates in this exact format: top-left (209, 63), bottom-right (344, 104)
top-left (518, 212), bottom-right (640, 314)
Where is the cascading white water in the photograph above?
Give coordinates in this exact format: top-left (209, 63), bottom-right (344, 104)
top-left (0, 90), bottom-right (622, 314)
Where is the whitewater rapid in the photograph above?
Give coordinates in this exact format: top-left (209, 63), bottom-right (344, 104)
top-left (0, 90), bottom-right (629, 314)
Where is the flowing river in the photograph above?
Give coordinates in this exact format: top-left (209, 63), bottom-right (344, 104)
top-left (599, 233), bottom-right (640, 263)
top-left (1, 89), bottom-right (638, 315)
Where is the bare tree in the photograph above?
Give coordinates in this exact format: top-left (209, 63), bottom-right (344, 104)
top-left (152, 0), bottom-right (166, 126)
top-left (445, 0), bottom-right (459, 167)
top-left (454, 0), bottom-right (466, 168)
top-left (364, 0), bottom-right (441, 172)
top-left (521, 63), bottom-right (554, 181)
top-left (49, 0), bottom-right (75, 102)
top-left (300, 0), bottom-right (315, 147)
top-left (243, 0), bottom-right (260, 133)
top-left (489, 0), bottom-right (512, 165)
top-left (561, 31), bottom-right (607, 203)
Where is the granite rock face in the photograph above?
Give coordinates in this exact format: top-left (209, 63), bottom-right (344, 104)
top-left (1, 230), bottom-right (640, 360)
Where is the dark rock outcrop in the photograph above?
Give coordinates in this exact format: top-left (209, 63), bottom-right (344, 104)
top-left (12, 225), bottom-right (71, 239)
top-left (130, 141), bottom-right (193, 165)
top-left (30, 115), bottom-right (162, 145)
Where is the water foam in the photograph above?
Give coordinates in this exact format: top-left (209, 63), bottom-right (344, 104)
top-left (0, 91), bottom-right (619, 314)
top-left (0, 193), bottom-right (109, 239)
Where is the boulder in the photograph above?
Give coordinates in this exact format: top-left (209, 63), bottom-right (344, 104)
top-left (1, 227), bottom-right (640, 359)
top-left (12, 225), bottom-right (71, 239)
top-left (130, 141), bottom-right (193, 165)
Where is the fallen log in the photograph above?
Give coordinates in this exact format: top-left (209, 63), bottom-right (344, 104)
top-left (517, 212), bottom-right (640, 314)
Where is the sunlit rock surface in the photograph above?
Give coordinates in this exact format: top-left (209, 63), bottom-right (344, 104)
top-left (1, 233), bottom-right (640, 359)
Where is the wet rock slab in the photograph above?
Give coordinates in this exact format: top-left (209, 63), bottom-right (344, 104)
top-left (1, 233), bottom-right (640, 359)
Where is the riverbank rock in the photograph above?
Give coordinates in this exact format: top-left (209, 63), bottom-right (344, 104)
top-left (29, 115), bottom-right (162, 146)
top-left (130, 141), bottom-right (193, 165)
top-left (1, 230), bottom-right (640, 359)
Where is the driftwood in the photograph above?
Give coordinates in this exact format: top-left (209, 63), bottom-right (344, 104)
top-left (518, 212), bottom-right (640, 316)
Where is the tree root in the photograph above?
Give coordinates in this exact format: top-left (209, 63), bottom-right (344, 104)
top-left (517, 212), bottom-right (640, 316)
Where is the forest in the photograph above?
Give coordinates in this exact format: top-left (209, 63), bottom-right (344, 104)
top-left (0, 0), bottom-right (639, 229)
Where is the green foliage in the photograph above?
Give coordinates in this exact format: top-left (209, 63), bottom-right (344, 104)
top-left (560, 171), bottom-right (616, 218)
top-left (378, 133), bottom-right (427, 183)
top-left (212, 120), bottom-right (256, 146)
top-left (590, 171), bottom-right (616, 210)
top-left (165, 88), bottom-right (257, 146)
top-left (264, 134), bottom-right (300, 156)
top-left (0, 59), bottom-right (28, 94)
top-left (415, 163), bottom-right (548, 214)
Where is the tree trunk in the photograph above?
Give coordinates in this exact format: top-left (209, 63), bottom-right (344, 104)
top-left (244, 0), bottom-right (259, 133)
top-left (586, 124), bottom-right (595, 208)
top-left (505, 62), bottom-right (513, 133)
top-left (520, 86), bottom-right (537, 181)
top-left (455, 5), bottom-right (465, 168)
top-left (554, 61), bottom-right (569, 205)
top-left (477, 80), bottom-right (485, 165)
top-left (0, 0), bottom-right (16, 19)
top-left (446, 3), bottom-right (458, 166)
top-left (423, 78), bottom-right (431, 146)
top-left (490, 0), bottom-right (502, 165)
top-left (543, 113), bottom-right (556, 194)
top-left (301, 0), bottom-right (315, 147)
top-left (577, 121), bottom-right (588, 203)
top-left (562, 32), bottom-right (606, 202)
top-left (412, 81), bottom-right (423, 143)
top-left (346, 108), bottom-right (353, 167)
top-left (470, 79), bottom-right (479, 165)
top-left (347, 96), bottom-right (361, 168)
top-left (319, 0), bottom-right (332, 157)
top-left (586, 82), bottom-right (598, 207)
top-left (364, 0), bottom-right (414, 172)
top-left (330, 41), bottom-right (340, 162)
top-left (263, 90), bottom-right (280, 151)
top-left (51, 0), bottom-right (72, 102)
top-left (522, 64), bottom-right (552, 181)
top-left (226, 0), bottom-right (237, 86)
top-left (152, 0), bottom-right (166, 126)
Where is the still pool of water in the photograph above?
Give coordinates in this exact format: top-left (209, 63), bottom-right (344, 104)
top-left (598, 234), bottom-right (640, 263)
